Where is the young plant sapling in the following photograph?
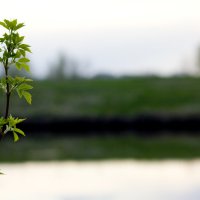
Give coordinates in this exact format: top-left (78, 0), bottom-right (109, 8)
top-left (0, 19), bottom-right (32, 142)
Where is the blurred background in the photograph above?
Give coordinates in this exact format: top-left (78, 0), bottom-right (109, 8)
top-left (1, 0), bottom-right (200, 199)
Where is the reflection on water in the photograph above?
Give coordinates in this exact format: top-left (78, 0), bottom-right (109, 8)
top-left (1, 160), bottom-right (200, 200)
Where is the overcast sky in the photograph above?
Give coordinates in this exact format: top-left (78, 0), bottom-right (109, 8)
top-left (1, 0), bottom-right (200, 77)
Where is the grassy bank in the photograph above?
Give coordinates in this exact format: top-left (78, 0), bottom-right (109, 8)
top-left (1, 76), bottom-right (200, 117)
top-left (1, 134), bottom-right (200, 162)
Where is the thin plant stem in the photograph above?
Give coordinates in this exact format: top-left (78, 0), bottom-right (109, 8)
top-left (0, 60), bottom-right (10, 141)
top-left (4, 64), bottom-right (10, 119)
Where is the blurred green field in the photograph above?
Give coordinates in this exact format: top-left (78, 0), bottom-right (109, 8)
top-left (1, 134), bottom-right (200, 162)
top-left (1, 76), bottom-right (200, 117)
top-left (1, 76), bottom-right (200, 162)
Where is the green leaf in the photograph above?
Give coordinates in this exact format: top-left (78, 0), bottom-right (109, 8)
top-left (15, 51), bottom-right (21, 58)
top-left (24, 78), bottom-right (33, 82)
top-left (20, 63), bottom-right (30, 72)
top-left (19, 44), bottom-right (32, 53)
top-left (17, 36), bottom-right (25, 43)
top-left (14, 128), bottom-right (25, 136)
top-left (13, 132), bottom-right (19, 142)
top-left (15, 23), bottom-right (25, 30)
top-left (18, 83), bottom-right (33, 90)
top-left (11, 19), bottom-right (17, 29)
top-left (4, 19), bottom-right (11, 29)
top-left (15, 118), bottom-right (26, 124)
top-left (15, 76), bottom-right (25, 82)
top-left (0, 21), bottom-right (8, 29)
top-left (18, 57), bottom-right (30, 63)
top-left (8, 117), bottom-right (16, 127)
top-left (19, 49), bottom-right (26, 57)
top-left (19, 44), bottom-right (31, 48)
top-left (15, 62), bottom-right (30, 72)
top-left (3, 50), bottom-right (9, 59)
top-left (22, 91), bottom-right (32, 104)
top-left (16, 62), bottom-right (22, 70)
top-left (17, 88), bottom-right (23, 98)
top-left (0, 80), bottom-right (7, 93)
top-left (0, 117), bottom-right (6, 128)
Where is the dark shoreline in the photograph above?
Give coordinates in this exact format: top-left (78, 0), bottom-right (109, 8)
top-left (19, 114), bottom-right (200, 135)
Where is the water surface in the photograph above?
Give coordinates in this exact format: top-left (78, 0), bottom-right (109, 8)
top-left (1, 160), bottom-right (200, 200)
